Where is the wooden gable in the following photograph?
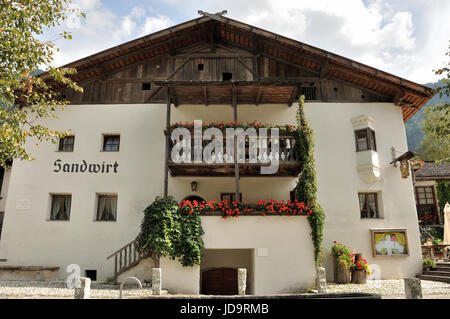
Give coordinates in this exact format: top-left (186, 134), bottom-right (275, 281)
top-left (44, 14), bottom-right (434, 122)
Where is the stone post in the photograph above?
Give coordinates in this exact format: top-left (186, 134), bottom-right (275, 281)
top-left (238, 268), bottom-right (247, 295)
top-left (74, 277), bottom-right (91, 299)
top-left (404, 278), bottom-right (422, 299)
top-left (152, 268), bottom-right (161, 295)
top-left (316, 267), bottom-right (327, 293)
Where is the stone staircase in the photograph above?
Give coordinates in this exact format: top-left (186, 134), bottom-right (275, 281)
top-left (418, 262), bottom-right (450, 283)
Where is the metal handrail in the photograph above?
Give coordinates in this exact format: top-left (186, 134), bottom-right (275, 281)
top-left (119, 277), bottom-right (143, 299)
top-left (419, 225), bottom-right (436, 240)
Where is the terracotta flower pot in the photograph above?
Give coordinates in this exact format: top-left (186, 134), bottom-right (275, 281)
top-left (351, 270), bottom-right (367, 284)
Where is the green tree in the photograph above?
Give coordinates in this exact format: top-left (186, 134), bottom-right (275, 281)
top-left (417, 105), bottom-right (450, 162)
top-left (0, 0), bottom-right (85, 167)
top-left (428, 42), bottom-right (450, 147)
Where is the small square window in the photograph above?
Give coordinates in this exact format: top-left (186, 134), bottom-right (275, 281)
top-left (96, 195), bottom-right (117, 221)
top-left (358, 192), bottom-right (379, 218)
top-left (220, 193), bottom-right (242, 202)
top-left (85, 270), bottom-right (97, 281)
top-left (50, 195), bottom-right (71, 221)
top-left (198, 64), bottom-right (204, 71)
top-left (59, 136), bottom-right (75, 152)
top-left (222, 72), bottom-right (232, 81)
top-left (142, 83), bottom-right (151, 91)
top-left (103, 135), bottom-right (120, 152)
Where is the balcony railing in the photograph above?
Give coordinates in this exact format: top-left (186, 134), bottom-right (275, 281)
top-left (167, 132), bottom-right (301, 177)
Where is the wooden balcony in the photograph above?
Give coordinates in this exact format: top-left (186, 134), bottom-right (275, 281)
top-left (168, 133), bottom-right (301, 177)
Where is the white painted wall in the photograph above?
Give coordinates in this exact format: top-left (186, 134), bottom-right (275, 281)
top-left (201, 216), bottom-right (315, 294)
top-left (0, 101), bottom-right (422, 288)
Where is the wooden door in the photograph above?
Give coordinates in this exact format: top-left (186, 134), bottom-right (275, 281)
top-left (201, 267), bottom-right (238, 295)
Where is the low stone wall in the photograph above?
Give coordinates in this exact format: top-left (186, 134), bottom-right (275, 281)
top-left (0, 266), bottom-right (60, 281)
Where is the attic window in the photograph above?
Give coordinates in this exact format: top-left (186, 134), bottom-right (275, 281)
top-left (300, 87), bottom-right (317, 101)
top-left (198, 63), bottom-right (204, 71)
top-left (222, 72), bottom-right (232, 81)
top-left (142, 83), bottom-right (151, 91)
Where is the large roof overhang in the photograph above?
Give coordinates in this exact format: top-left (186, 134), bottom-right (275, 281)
top-left (40, 13), bottom-right (435, 122)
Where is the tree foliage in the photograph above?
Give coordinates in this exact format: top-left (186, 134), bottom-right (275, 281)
top-left (0, 0), bottom-right (85, 167)
top-left (427, 42), bottom-right (450, 147)
top-left (416, 104), bottom-right (450, 162)
top-left (295, 95), bottom-right (325, 267)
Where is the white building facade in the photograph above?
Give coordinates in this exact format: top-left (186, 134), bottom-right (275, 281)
top-left (0, 14), bottom-right (434, 294)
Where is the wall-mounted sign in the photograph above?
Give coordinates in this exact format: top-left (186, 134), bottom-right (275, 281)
top-left (400, 159), bottom-right (410, 179)
top-left (16, 199), bottom-right (31, 210)
top-left (370, 228), bottom-right (409, 257)
top-left (53, 159), bottom-right (119, 174)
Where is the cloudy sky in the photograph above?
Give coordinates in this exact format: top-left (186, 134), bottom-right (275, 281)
top-left (47, 0), bottom-right (450, 84)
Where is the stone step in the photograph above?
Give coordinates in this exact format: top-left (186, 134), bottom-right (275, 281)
top-left (436, 266), bottom-right (450, 272)
top-left (424, 270), bottom-right (450, 277)
top-left (436, 262), bottom-right (450, 268)
top-left (417, 274), bottom-right (450, 283)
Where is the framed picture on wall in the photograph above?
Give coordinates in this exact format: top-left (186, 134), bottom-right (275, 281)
top-left (370, 228), bottom-right (409, 257)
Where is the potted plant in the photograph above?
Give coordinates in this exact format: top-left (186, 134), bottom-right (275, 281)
top-left (423, 258), bottom-right (436, 272)
top-left (332, 241), bottom-right (355, 284)
top-left (351, 257), bottom-right (371, 284)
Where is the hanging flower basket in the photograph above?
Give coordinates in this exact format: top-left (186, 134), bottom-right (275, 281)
top-left (409, 160), bottom-right (425, 171)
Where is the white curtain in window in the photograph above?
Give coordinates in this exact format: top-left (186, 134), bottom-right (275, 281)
top-left (97, 196), bottom-right (107, 220)
top-left (51, 197), bottom-right (61, 220)
top-left (108, 196), bottom-right (117, 221)
top-left (63, 196), bottom-right (71, 220)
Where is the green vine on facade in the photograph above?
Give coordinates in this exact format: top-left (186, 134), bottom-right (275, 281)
top-left (135, 196), bottom-right (205, 267)
top-left (295, 95), bottom-right (326, 267)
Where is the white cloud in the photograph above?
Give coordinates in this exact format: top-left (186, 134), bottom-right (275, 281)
top-left (140, 14), bottom-right (173, 36)
top-left (48, 1), bottom-right (172, 68)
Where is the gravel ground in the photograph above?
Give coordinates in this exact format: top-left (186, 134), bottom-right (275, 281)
top-left (0, 280), bottom-right (156, 299)
top-left (327, 279), bottom-right (450, 298)
top-left (1, 279), bottom-right (449, 299)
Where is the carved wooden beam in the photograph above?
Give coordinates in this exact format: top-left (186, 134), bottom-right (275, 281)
top-left (232, 82), bottom-right (237, 107)
top-left (320, 60), bottom-right (329, 79)
top-left (169, 85), bottom-right (178, 107)
top-left (203, 86), bottom-right (209, 106)
top-left (255, 86), bottom-right (262, 105)
top-left (288, 86), bottom-right (299, 107)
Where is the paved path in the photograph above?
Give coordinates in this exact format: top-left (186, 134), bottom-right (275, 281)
top-left (327, 279), bottom-right (450, 298)
top-left (0, 279), bottom-right (449, 299)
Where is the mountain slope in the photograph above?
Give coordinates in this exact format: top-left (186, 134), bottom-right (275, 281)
top-left (405, 79), bottom-right (450, 151)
